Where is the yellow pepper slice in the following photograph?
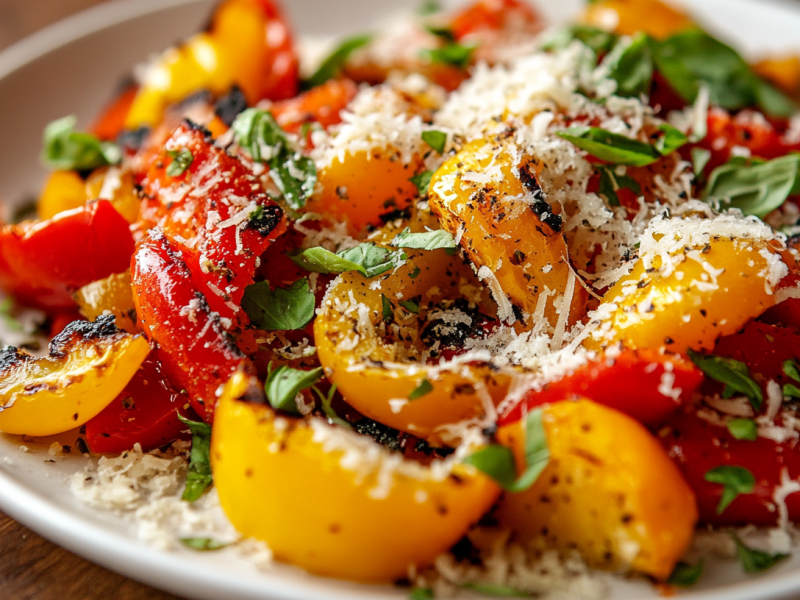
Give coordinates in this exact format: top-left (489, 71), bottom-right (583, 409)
top-left (212, 370), bottom-right (501, 582)
top-left (74, 271), bottom-right (138, 334)
top-left (38, 170), bottom-right (86, 221)
top-left (581, 0), bottom-right (693, 40)
top-left (0, 316), bottom-right (149, 436)
top-left (495, 399), bottom-right (697, 580)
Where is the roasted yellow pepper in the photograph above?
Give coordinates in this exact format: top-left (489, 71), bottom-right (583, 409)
top-left (38, 170), bottom-right (86, 220)
top-left (74, 271), bottom-right (138, 334)
top-left (0, 316), bottom-right (149, 436)
top-left (495, 399), bottom-right (697, 580)
top-left (581, 0), bottom-right (693, 39)
top-left (38, 167), bottom-right (140, 223)
top-left (429, 135), bottom-right (586, 331)
top-left (212, 370), bottom-right (501, 582)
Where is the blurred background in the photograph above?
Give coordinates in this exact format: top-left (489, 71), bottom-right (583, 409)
top-left (0, 0), bottom-right (110, 50)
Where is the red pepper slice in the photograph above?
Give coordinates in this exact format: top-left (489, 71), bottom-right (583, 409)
top-left (251, 0), bottom-right (300, 101)
top-left (0, 199), bottom-right (134, 310)
top-left (450, 0), bottom-right (542, 41)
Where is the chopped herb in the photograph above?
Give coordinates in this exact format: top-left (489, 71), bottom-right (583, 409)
top-left (603, 32), bottom-right (653, 98)
top-left (382, 294), bottom-right (395, 321)
top-left (391, 227), bottom-right (457, 251)
top-left (703, 154), bottom-right (800, 218)
top-left (242, 278), bottom-right (315, 331)
top-left (422, 42), bottom-right (476, 69)
top-left (687, 349), bottom-right (763, 411)
top-left (462, 582), bottom-right (531, 597)
top-left (704, 465), bottom-right (755, 514)
top-left (655, 123), bottom-right (689, 156)
top-left (464, 409), bottom-right (549, 492)
top-left (755, 78), bottom-right (799, 120)
top-left (177, 414), bottom-right (213, 502)
top-left (421, 130), bottom-right (447, 154)
top-left (231, 108), bottom-right (317, 209)
top-left (409, 378), bottom-right (433, 400)
top-left (556, 126), bottom-right (660, 166)
top-left (291, 243), bottom-right (406, 278)
top-left (410, 170), bottom-right (434, 195)
top-left (783, 359), bottom-right (800, 382)
top-left (667, 559), bottom-right (704, 587)
top-left (541, 25), bottom-right (618, 56)
top-left (42, 115), bottom-right (121, 171)
top-left (425, 25), bottom-right (455, 42)
top-left (303, 34), bottom-right (373, 88)
top-left (410, 588), bottom-right (435, 600)
top-left (691, 147), bottom-right (712, 179)
top-left (726, 418), bottom-right (757, 441)
top-left (312, 384), bottom-right (351, 429)
top-left (399, 299), bottom-right (420, 314)
top-left (180, 538), bottom-right (229, 551)
top-left (249, 205), bottom-right (264, 221)
top-left (597, 166), bottom-right (641, 207)
top-left (409, 265), bottom-right (421, 279)
top-left (166, 148), bottom-right (193, 177)
top-left (732, 533), bottom-right (789, 573)
top-left (265, 365), bottom-right (323, 415)
top-left (784, 383), bottom-right (800, 399)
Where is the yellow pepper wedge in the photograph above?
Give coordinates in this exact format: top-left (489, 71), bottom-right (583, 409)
top-left (0, 316), bottom-right (149, 436)
top-left (38, 170), bottom-right (86, 220)
top-left (495, 400), bottom-right (697, 580)
top-left (212, 371), bottom-right (501, 582)
top-left (315, 210), bottom-right (510, 444)
top-left (429, 135), bottom-right (586, 331)
top-left (84, 167), bottom-right (141, 224)
top-left (581, 0), bottom-right (693, 40)
top-left (74, 271), bottom-right (138, 334)
top-left (585, 237), bottom-right (784, 354)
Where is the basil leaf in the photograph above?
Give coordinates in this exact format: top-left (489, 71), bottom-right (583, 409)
top-left (409, 378), bottom-right (433, 400)
top-left (242, 278), bottom-right (315, 331)
top-left (409, 264), bottom-right (421, 279)
top-left (410, 170), bottom-right (434, 195)
top-left (603, 33), bottom-right (653, 98)
top-left (462, 582), bottom-right (532, 597)
top-left (727, 418), bottom-right (757, 441)
top-left (783, 359), bottom-right (800, 382)
top-left (292, 243), bottom-right (405, 278)
top-left (381, 294), bottom-right (394, 321)
top-left (177, 414), bottom-right (213, 502)
top-left (667, 559), bottom-right (704, 587)
top-left (265, 365), bottom-right (323, 414)
top-left (42, 115), bottom-right (121, 171)
top-left (312, 384), bottom-right (351, 429)
top-left (784, 383), bottom-right (800, 399)
top-left (392, 227), bottom-right (457, 251)
top-left (688, 349), bottom-right (763, 410)
top-left (180, 538), bottom-right (229, 551)
top-left (691, 147), bottom-right (712, 178)
top-left (421, 130), bottom-right (447, 154)
top-left (418, 0), bottom-right (440, 15)
top-left (703, 154), bottom-right (800, 218)
top-left (410, 588), bottom-right (435, 600)
top-left (732, 534), bottom-right (789, 573)
top-left (399, 299), bottom-right (420, 314)
top-left (597, 166), bottom-right (641, 207)
top-left (426, 25), bottom-right (456, 42)
top-left (541, 25), bottom-right (618, 56)
top-left (557, 127), bottom-right (660, 166)
top-left (464, 409), bottom-right (549, 493)
top-left (231, 108), bottom-right (316, 209)
top-left (755, 79), bottom-right (798, 119)
top-left (166, 148), bottom-right (193, 177)
top-left (655, 123), bottom-right (688, 156)
top-left (704, 465), bottom-right (755, 514)
top-left (303, 34), bottom-right (372, 88)
top-left (422, 42), bottom-right (476, 69)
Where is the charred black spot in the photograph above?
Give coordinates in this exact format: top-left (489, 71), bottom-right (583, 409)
top-left (353, 418), bottom-right (403, 452)
top-left (214, 85), bottom-right (249, 127)
top-left (117, 127), bottom-right (150, 153)
top-left (450, 536), bottom-right (482, 565)
top-left (50, 315), bottom-right (120, 357)
top-left (183, 118), bottom-right (213, 140)
top-left (0, 347), bottom-right (32, 377)
top-left (519, 164), bottom-right (562, 233)
top-left (378, 207), bottom-right (412, 224)
top-left (246, 204), bottom-right (283, 236)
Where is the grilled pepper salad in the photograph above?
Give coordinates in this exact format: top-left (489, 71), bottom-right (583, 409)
top-left (5, 0), bottom-right (800, 594)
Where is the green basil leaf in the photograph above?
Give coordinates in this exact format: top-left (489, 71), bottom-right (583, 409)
top-left (691, 147), bottom-right (712, 179)
top-left (426, 25), bottom-right (456, 42)
top-left (422, 42), bottom-right (476, 69)
top-left (265, 365), bottom-right (323, 414)
top-left (755, 78), bottom-right (798, 119)
top-left (303, 34), bottom-right (373, 89)
top-left (166, 148), bottom-right (193, 177)
top-left (180, 538), bottom-right (229, 551)
top-left (292, 243), bottom-right (406, 278)
top-left (541, 25), bottom-right (618, 56)
top-left (391, 227), bottom-right (457, 251)
top-left (312, 384), bottom-right (352, 429)
top-left (399, 299), bottom-right (420, 314)
top-left (409, 378), bottom-right (433, 400)
top-left (703, 154), bottom-right (800, 218)
top-left (242, 278), bottom-right (315, 331)
top-left (410, 170), bottom-right (434, 195)
top-left (732, 534), bottom-right (789, 573)
top-left (688, 349), bottom-right (763, 410)
top-left (603, 33), bottom-right (653, 98)
top-left (667, 559), bottom-right (704, 587)
top-left (42, 115), bottom-right (121, 171)
top-left (421, 130), bottom-right (447, 154)
top-left (704, 465), bottom-right (755, 514)
top-left (231, 108), bottom-right (317, 209)
top-left (726, 418), bottom-right (757, 441)
top-left (462, 582), bottom-right (532, 597)
top-left (655, 123), bottom-right (688, 155)
top-left (783, 359), bottom-right (800, 382)
top-left (464, 409), bottom-right (549, 493)
top-left (597, 166), bottom-right (642, 207)
top-left (409, 264), bottom-right (421, 279)
top-left (381, 294), bottom-right (394, 321)
top-left (177, 414), bottom-right (213, 502)
top-left (410, 588), bottom-right (435, 600)
top-left (557, 126), bottom-right (660, 166)
top-left (784, 383), bottom-right (800, 399)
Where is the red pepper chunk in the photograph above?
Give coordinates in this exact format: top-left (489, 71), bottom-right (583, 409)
top-left (140, 122), bottom-right (286, 332)
top-left (0, 199), bottom-right (134, 310)
top-left (85, 355), bottom-right (194, 454)
top-left (132, 229), bottom-right (255, 422)
top-left (450, 0), bottom-right (542, 41)
top-left (499, 350), bottom-right (703, 428)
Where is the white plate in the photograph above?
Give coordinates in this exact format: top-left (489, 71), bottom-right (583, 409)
top-left (2, 0), bottom-right (800, 598)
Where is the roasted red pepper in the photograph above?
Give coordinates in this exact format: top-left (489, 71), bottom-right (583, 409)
top-left (499, 350), bottom-right (703, 427)
top-left (271, 78), bottom-right (358, 136)
top-left (450, 0), bottom-right (542, 41)
top-left (250, 0), bottom-right (300, 101)
top-left (84, 356), bottom-right (194, 453)
top-left (0, 199), bottom-right (134, 310)
top-left (132, 229), bottom-right (254, 421)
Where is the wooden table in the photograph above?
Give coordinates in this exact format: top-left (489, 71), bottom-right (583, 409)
top-left (0, 5), bottom-right (185, 599)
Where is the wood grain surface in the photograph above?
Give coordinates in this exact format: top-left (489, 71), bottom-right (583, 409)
top-left (0, 6), bottom-right (186, 600)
